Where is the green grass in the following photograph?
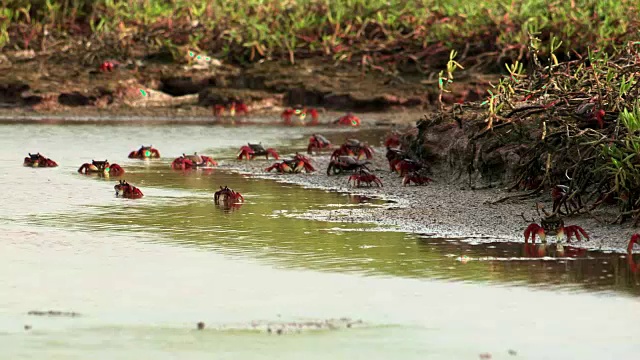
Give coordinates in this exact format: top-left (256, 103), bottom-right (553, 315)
top-left (1, 0), bottom-right (639, 70)
top-left (415, 38), bottom-right (640, 225)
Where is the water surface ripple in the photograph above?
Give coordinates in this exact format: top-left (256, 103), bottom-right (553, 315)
top-left (1, 123), bottom-right (639, 359)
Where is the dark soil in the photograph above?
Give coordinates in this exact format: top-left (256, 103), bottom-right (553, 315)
top-left (0, 50), bottom-right (496, 116)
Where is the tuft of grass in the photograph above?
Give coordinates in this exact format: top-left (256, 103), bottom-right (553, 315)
top-left (438, 35), bottom-right (640, 225)
top-left (0, 0), bottom-right (639, 71)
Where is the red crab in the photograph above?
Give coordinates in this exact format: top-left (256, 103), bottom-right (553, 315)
top-left (384, 132), bottom-right (401, 148)
top-left (395, 159), bottom-right (422, 176)
top-left (128, 145), bottom-right (160, 159)
top-left (524, 215), bottom-right (589, 244)
top-left (171, 153), bottom-right (218, 170)
top-left (23, 152), bottom-right (58, 167)
top-left (281, 107), bottom-right (319, 125)
top-left (114, 180), bottom-right (144, 199)
top-left (628, 234), bottom-right (640, 273)
top-left (99, 60), bottom-right (119, 72)
top-left (348, 169), bottom-right (383, 187)
top-left (333, 113), bottom-right (361, 126)
top-left (386, 148), bottom-right (409, 172)
top-left (265, 153), bottom-right (315, 173)
top-left (214, 185), bottom-right (244, 204)
top-left (213, 101), bottom-right (249, 117)
top-left (403, 171), bottom-right (433, 186)
top-left (78, 160), bottom-right (124, 176)
top-left (330, 139), bottom-right (374, 160)
top-left (327, 156), bottom-right (371, 175)
top-left (237, 143), bottom-right (279, 160)
top-left (307, 134), bottom-right (332, 154)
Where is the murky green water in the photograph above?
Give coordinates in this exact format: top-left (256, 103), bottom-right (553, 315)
top-left (1, 123), bottom-right (639, 359)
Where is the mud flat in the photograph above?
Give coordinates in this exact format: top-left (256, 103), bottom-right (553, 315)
top-left (221, 145), bottom-right (636, 253)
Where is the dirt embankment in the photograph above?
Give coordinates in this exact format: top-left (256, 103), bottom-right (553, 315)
top-left (0, 49), bottom-right (494, 117)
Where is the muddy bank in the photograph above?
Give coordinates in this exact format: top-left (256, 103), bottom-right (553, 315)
top-left (0, 50), bottom-right (493, 117)
top-left (219, 135), bottom-right (635, 253)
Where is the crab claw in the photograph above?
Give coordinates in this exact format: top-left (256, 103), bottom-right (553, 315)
top-left (237, 145), bottom-right (254, 160)
top-left (200, 155), bottom-right (218, 167)
top-left (524, 223), bottom-right (545, 244)
top-left (562, 225), bottom-right (589, 243)
top-left (266, 148), bottom-right (280, 160)
top-left (109, 164), bottom-right (125, 176)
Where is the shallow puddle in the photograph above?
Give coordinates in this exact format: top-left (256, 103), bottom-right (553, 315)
top-left (1, 122), bottom-right (639, 359)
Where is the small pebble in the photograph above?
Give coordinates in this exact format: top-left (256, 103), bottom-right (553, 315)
top-left (508, 349), bottom-right (518, 356)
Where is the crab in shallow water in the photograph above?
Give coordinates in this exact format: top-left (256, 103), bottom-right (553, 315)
top-left (333, 113), bottom-right (361, 126)
top-left (23, 153), bottom-right (58, 167)
top-left (307, 134), bottom-right (332, 154)
top-left (237, 143), bottom-right (279, 160)
top-left (524, 214), bottom-right (589, 244)
top-left (327, 156), bottom-right (371, 175)
top-left (330, 139), bottom-right (374, 160)
top-left (281, 107), bottom-right (319, 125)
top-left (171, 153), bottom-right (218, 170)
top-left (128, 145), bottom-right (160, 159)
top-left (214, 186), bottom-right (244, 205)
top-left (114, 180), bottom-right (144, 199)
top-left (348, 169), bottom-right (383, 187)
top-left (78, 160), bottom-right (124, 176)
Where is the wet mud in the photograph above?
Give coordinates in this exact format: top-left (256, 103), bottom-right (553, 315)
top-left (221, 130), bottom-right (640, 255)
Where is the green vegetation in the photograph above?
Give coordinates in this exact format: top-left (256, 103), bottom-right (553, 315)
top-left (1, 0), bottom-right (639, 70)
top-left (423, 35), bottom-right (640, 225)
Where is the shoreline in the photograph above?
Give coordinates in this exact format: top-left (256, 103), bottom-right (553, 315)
top-left (0, 110), bottom-right (422, 128)
top-left (218, 132), bottom-right (637, 254)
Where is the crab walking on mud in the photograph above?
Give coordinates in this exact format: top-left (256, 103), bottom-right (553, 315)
top-left (326, 156), bottom-right (371, 175)
top-left (524, 214), bottom-right (589, 244)
top-left (330, 139), bottom-right (374, 160)
top-left (237, 143), bottom-right (280, 160)
top-left (348, 169), bottom-right (383, 187)
top-left (402, 171), bottom-right (433, 186)
top-left (307, 134), bottom-right (332, 154)
top-left (265, 153), bottom-right (315, 173)
top-left (114, 180), bottom-right (144, 199)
